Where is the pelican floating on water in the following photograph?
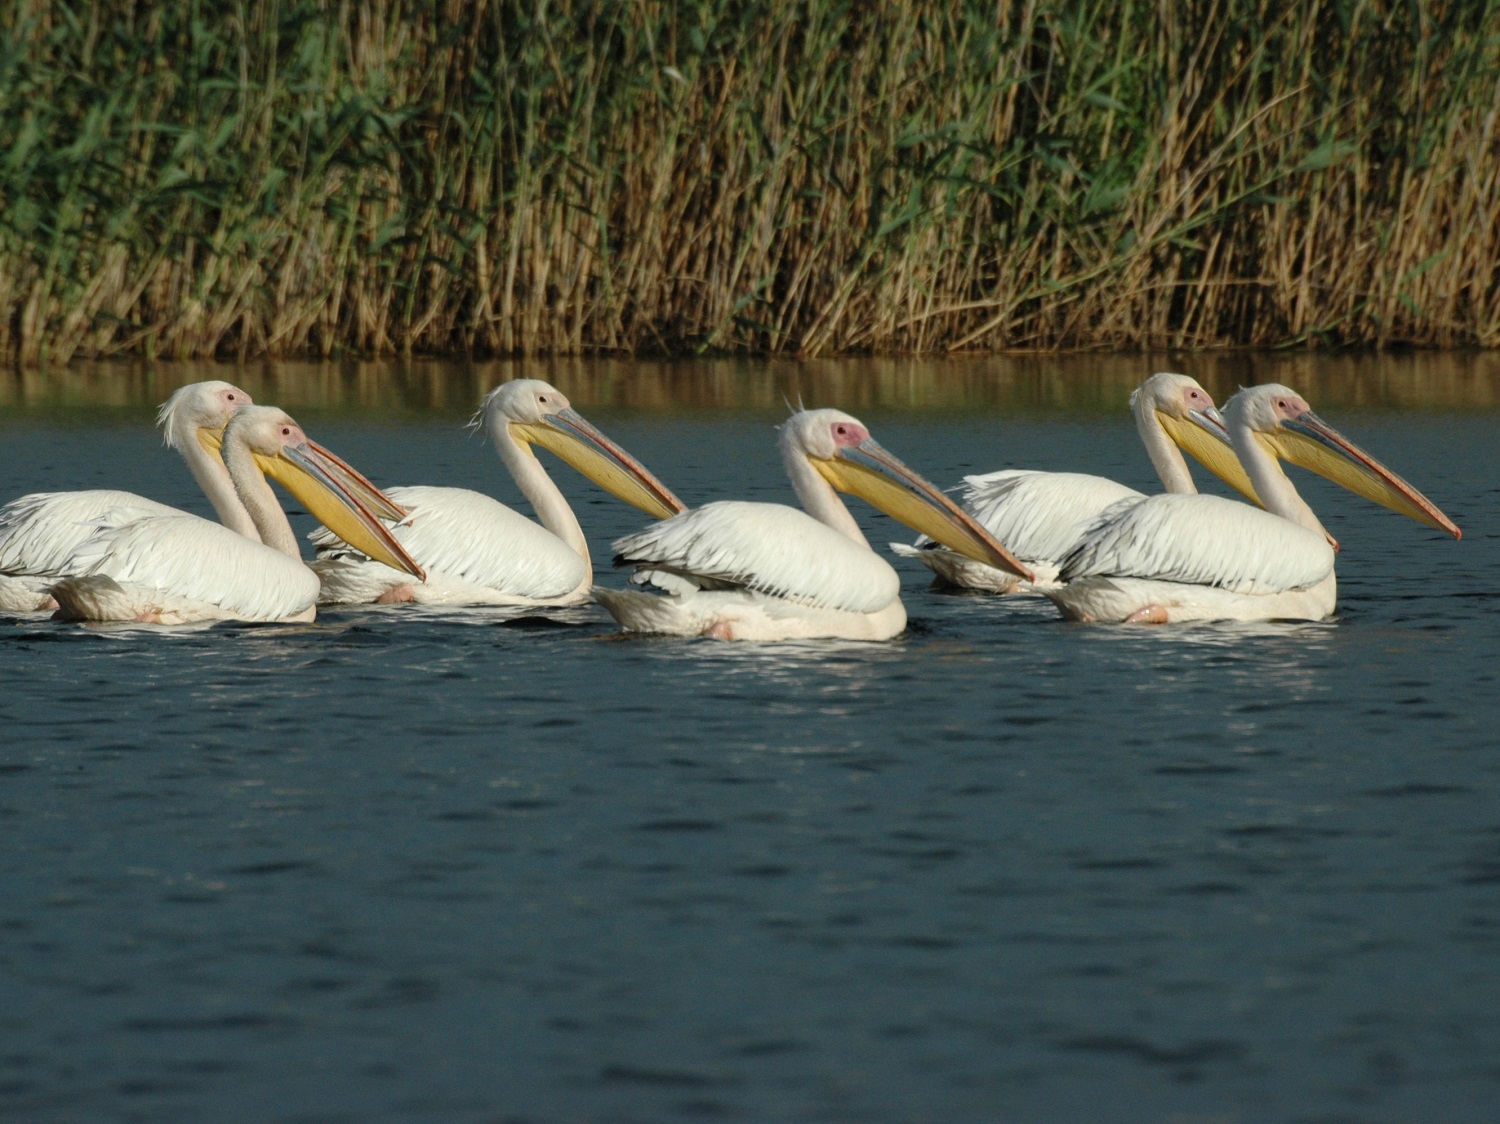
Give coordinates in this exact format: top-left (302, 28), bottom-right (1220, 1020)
top-left (593, 408), bottom-right (1031, 640)
top-left (1045, 383), bottom-right (1460, 623)
top-left (0, 381), bottom-right (257, 612)
top-left (892, 373), bottom-right (1260, 593)
top-left (49, 406), bottom-right (423, 624)
top-left (308, 379), bottom-right (685, 606)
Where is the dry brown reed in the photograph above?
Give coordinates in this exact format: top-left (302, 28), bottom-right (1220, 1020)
top-left (1, 0), bottom-right (1496, 363)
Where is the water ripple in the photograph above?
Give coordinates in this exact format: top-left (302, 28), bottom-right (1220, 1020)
top-left (1, 407), bottom-right (1496, 1123)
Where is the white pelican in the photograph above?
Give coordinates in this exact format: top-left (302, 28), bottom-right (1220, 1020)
top-left (593, 409), bottom-right (1032, 640)
top-left (891, 372), bottom-right (1261, 592)
top-left (308, 379), bottom-right (685, 606)
top-left (49, 406), bottom-right (423, 624)
top-left (0, 381), bottom-right (259, 611)
top-left (1046, 383), bottom-right (1461, 623)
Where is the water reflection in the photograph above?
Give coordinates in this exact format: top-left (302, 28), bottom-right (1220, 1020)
top-left (4, 351), bottom-right (1499, 416)
top-left (3, 381), bottom-right (1497, 1123)
top-left (1079, 618), bottom-right (1342, 689)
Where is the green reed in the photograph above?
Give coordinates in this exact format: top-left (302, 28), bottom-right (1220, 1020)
top-left (1, 0), bottom-right (1496, 363)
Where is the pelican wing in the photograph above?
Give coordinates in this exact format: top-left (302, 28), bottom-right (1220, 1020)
top-left (309, 485), bottom-right (586, 600)
top-left (1060, 493), bottom-right (1334, 594)
top-left (961, 470), bottom-right (1144, 563)
top-left (65, 513), bottom-right (316, 620)
top-left (611, 500), bottom-right (900, 613)
top-left (0, 490), bottom-right (184, 576)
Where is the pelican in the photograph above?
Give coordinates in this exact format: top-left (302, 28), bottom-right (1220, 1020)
top-left (308, 379), bottom-right (685, 606)
top-left (49, 406), bottom-right (423, 624)
top-left (593, 408), bottom-right (1032, 640)
top-left (0, 381), bottom-right (258, 611)
top-left (1046, 383), bottom-right (1460, 623)
top-left (891, 372), bottom-right (1260, 592)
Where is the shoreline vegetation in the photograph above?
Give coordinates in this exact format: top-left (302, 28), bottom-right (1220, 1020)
top-left (2, 1), bottom-right (1497, 364)
top-left (6, 352), bottom-right (1499, 414)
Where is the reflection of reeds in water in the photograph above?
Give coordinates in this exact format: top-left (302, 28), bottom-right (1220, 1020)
top-left (2, 0), bottom-right (1497, 362)
top-left (5, 352), bottom-right (1500, 415)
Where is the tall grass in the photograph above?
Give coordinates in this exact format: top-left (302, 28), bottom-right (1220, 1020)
top-left (1, 0), bottom-right (1496, 362)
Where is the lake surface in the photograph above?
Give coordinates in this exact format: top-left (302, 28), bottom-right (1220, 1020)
top-left (2, 355), bottom-right (1498, 1122)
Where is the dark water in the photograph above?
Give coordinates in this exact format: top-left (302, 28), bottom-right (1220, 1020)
top-left (3, 357), bottom-right (1498, 1122)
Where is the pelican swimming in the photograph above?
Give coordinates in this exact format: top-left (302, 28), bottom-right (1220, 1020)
top-left (1045, 383), bottom-right (1460, 623)
top-left (49, 406), bottom-right (423, 624)
top-left (891, 372), bottom-right (1260, 592)
top-left (0, 381), bottom-right (258, 612)
top-left (593, 408), bottom-right (1032, 640)
top-left (308, 379), bottom-right (685, 606)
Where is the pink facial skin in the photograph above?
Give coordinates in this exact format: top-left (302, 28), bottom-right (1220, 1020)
top-left (830, 421), bottom-right (871, 448)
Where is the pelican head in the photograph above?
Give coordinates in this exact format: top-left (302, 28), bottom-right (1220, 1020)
top-left (480, 379), bottom-right (686, 519)
top-left (1134, 372), bottom-right (1261, 505)
top-left (784, 409), bottom-right (1034, 580)
top-left (1228, 384), bottom-right (1461, 538)
top-left (226, 406), bottom-right (426, 578)
top-left (158, 380), bottom-right (254, 454)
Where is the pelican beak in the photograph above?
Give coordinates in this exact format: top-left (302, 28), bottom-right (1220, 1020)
top-left (1262, 411), bottom-right (1461, 538)
top-left (197, 423), bottom-right (407, 522)
top-left (255, 442), bottom-right (427, 578)
top-left (512, 408), bottom-right (687, 519)
top-left (196, 423), bottom-right (228, 456)
top-left (301, 440), bottom-right (410, 522)
top-left (1158, 406), bottom-right (1265, 507)
top-left (814, 439), bottom-right (1034, 580)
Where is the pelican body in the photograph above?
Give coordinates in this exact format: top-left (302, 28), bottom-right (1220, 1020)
top-left (594, 409), bottom-right (1031, 641)
top-left (1046, 384), bottom-right (1460, 623)
top-left (49, 407), bottom-right (423, 625)
top-left (309, 379), bottom-right (684, 606)
top-left (0, 381), bottom-right (256, 611)
top-left (892, 373), bottom-right (1261, 592)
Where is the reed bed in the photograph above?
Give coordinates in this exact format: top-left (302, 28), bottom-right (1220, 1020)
top-left (1, 0), bottom-right (1497, 362)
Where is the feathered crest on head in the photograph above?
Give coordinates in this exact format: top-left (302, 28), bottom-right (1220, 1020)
top-left (467, 384), bottom-right (505, 436)
top-left (157, 388), bottom-right (188, 448)
top-left (156, 381), bottom-right (251, 450)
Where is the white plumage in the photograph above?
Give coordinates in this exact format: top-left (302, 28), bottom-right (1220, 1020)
top-left (594, 408), bottom-right (1027, 641)
top-left (55, 515), bottom-right (321, 624)
top-left (312, 485), bottom-right (587, 605)
top-left (964, 471), bottom-right (1143, 563)
top-left (893, 373), bottom-right (1254, 593)
top-left (310, 379), bottom-right (683, 607)
top-left (1044, 384), bottom-right (1460, 623)
top-left (615, 501), bottom-right (900, 613)
top-left (49, 406), bottom-right (421, 625)
top-left (892, 470), bottom-right (1143, 589)
top-left (1061, 493), bottom-right (1332, 594)
top-left (0, 381), bottom-right (255, 612)
top-left (0, 491), bottom-right (176, 610)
